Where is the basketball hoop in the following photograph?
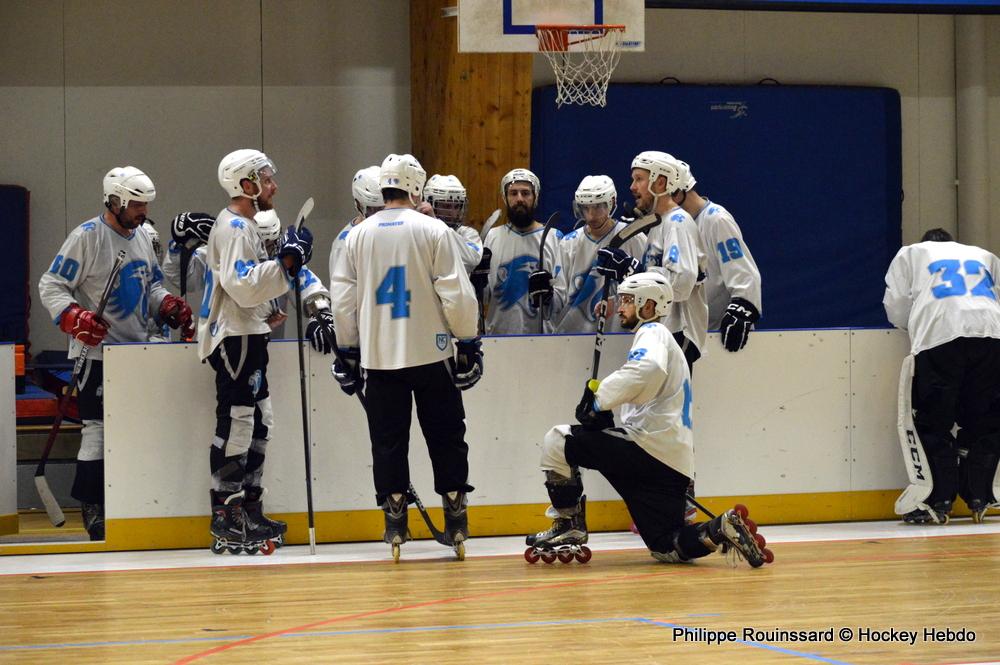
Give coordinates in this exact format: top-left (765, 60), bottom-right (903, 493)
top-left (536, 24), bottom-right (625, 108)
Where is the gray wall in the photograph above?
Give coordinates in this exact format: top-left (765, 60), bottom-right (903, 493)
top-left (0, 0), bottom-right (410, 354)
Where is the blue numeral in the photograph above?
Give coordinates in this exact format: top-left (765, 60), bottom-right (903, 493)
top-left (200, 270), bottom-right (214, 318)
top-left (682, 379), bottom-right (693, 428)
top-left (965, 260), bottom-right (997, 300)
top-left (716, 238), bottom-right (744, 264)
top-left (49, 255), bottom-right (79, 281)
top-left (376, 265), bottom-right (411, 319)
top-left (928, 259), bottom-right (996, 301)
top-left (667, 245), bottom-right (680, 264)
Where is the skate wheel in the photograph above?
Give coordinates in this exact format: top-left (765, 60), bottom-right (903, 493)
top-left (259, 540), bottom-right (276, 555)
top-left (744, 518), bottom-right (757, 534)
top-left (524, 548), bottom-right (540, 563)
top-left (763, 548), bottom-right (775, 564)
top-left (273, 535), bottom-right (284, 548)
top-left (754, 533), bottom-right (767, 549)
top-left (557, 551), bottom-right (575, 564)
top-left (392, 543), bottom-right (401, 563)
top-left (210, 541), bottom-right (226, 555)
top-left (541, 552), bottom-right (557, 564)
top-left (575, 546), bottom-right (593, 564)
top-left (455, 541), bottom-right (466, 561)
top-left (227, 545), bottom-right (242, 555)
top-left (734, 504), bottom-right (749, 519)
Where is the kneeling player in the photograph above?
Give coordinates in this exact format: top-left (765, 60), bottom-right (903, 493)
top-left (526, 272), bottom-right (773, 567)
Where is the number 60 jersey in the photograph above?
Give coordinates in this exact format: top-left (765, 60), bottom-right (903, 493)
top-left (330, 207), bottom-right (479, 370)
top-left (883, 239), bottom-right (1000, 355)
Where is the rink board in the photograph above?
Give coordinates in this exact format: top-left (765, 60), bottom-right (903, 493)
top-left (0, 345), bottom-right (14, 536)
top-left (3, 329), bottom-right (915, 552)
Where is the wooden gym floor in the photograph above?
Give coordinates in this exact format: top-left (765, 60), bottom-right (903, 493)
top-left (1, 521), bottom-right (999, 664)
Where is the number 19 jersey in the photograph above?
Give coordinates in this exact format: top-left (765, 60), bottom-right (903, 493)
top-left (330, 207), bottom-right (479, 370)
top-left (883, 240), bottom-right (1000, 355)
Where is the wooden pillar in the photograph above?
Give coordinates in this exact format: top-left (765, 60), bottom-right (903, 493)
top-left (410, 0), bottom-right (533, 230)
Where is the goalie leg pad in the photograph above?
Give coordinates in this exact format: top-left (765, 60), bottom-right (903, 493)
top-left (895, 355), bottom-right (934, 515)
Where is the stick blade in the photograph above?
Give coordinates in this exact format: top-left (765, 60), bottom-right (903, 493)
top-left (295, 197), bottom-right (315, 230)
top-left (34, 475), bottom-right (66, 527)
top-left (479, 208), bottom-right (502, 241)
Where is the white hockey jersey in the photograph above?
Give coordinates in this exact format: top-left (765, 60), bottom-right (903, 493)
top-left (330, 207), bottom-right (479, 370)
top-left (162, 240), bottom-right (207, 339)
top-left (452, 224), bottom-right (484, 272)
top-left (483, 224), bottom-right (566, 335)
top-left (643, 207), bottom-right (708, 352)
top-left (883, 240), bottom-right (1000, 355)
top-left (593, 321), bottom-right (694, 479)
top-left (694, 200), bottom-right (762, 330)
top-left (329, 218), bottom-right (359, 293)
top-left (197, 207), bottom-right (329, 360)
top-left (554, 221), bottom-right (647, 334)
top-left (38, 215), bottom-right (169, 361)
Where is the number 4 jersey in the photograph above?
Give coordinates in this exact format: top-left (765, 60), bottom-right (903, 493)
top-left (883, 239), bottom-right (1000, 355)
top-left (330, 207), bottom-right (479, 370)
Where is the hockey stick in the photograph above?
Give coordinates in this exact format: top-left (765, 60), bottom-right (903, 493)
top-left (536, 211), bottom-right (561, 334)
top-left (590, 209), bottom-right (662, 381)
top-left (290, 197), bottom-right (318, 554)
top-left (178, 244), bottom-right (196, 342)
top-left (35, 249), bottom-right (127, 527)
top-left (478, 208), bottom-right (502, 242)
top-left (475, 209), bottom-right (502, 335)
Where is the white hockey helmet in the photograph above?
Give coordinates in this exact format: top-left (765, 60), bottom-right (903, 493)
top-left (352, 166), bottom-right (383, 216)
top-left (103, 166), bottom-right (156, 209)
top-left (500, 168), bottom-right (540, 201)
top-left (142, 221), bottom-right (163, 264)
top-left (425, 174), bottom-right (467, 224)
top-left (630, 151), bottom-right (693, 195)
top-left (379, 153), bottom-right (426, 203)
top-left (253, 209), bottom-right (282, 246)
top-left (218, 149), bottom-right (277, 199)
top-left (618, 271), bottom-right (673, 322)
top-left (574, 175), bottom-right (617, 218)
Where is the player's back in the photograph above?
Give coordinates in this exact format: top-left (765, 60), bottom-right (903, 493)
top-left (347, 207), bottom-right (476, 370)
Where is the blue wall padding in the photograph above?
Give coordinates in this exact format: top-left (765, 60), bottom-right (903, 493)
top-left (531, 84), bottom-right (901, 329)
top-left (0, 185), bottom-right (29, 343)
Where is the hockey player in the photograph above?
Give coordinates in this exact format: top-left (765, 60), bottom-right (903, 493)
top-left (198, 149), bottom-right (334, 553)
top-left (329, 153), bottom-right (481, 559)
top-left (555, 175), bottom-right (647, 334)
top-left (596, 152), bottom-right (707, 372)
top-left (884, 228), bottom-right (1000, 524)
top-left (424, 174), bottom-right (484, 273)
top-left (38, 166), bottom-right (193, 540)
top-left (671, 158), bottom-right (762, 352)
top-left (526, 272), bottom-right (771, 567)
top-left (163, 212), bottom-right (215, 340)
top-left (329, 166), bottom-right (383, 289)
top-left (483, 168), bottom-right (565, 334)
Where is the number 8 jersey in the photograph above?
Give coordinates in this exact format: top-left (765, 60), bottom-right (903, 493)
top-left (330, 207), bottom-right (479, 370)
top-left (883, 239), bottom-right (1000, 355)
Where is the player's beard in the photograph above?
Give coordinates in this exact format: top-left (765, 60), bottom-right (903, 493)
top-left (619, 311), bottom-right (638, 330)
top-left (116, 208), bottom-right (145, 230)
top-left (256, 195), bottom-right (274, 212)
top-left (507, 203), bottom-right (534, 229)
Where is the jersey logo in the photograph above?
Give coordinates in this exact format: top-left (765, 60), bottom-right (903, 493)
top-left (628, 348), bottom-right (648, 361)
top-left (436, 333), bottom-right (449, 350)
top-left (234, 259), bottom-right (257, 278)
top-left (708, 206), bottom-right (719, 216)
top-left (108, 260), bottom-right (150, 320)
top-left (569, 269), bottom-right (602, 322)
top-left (210, 321), bottom-right (219, 337)
top-left (81, 222), bottom-right (96, 232)
top-left (248, 370), bottom-right (262, 397)
top-left (230, 219), bottom-right (245, 230)
top-left (563, 230), bottom-right (579, 241)
top-left (494, 255), bottom-right (538, 312)
top-left (338, 229), bottom-right (350, 241)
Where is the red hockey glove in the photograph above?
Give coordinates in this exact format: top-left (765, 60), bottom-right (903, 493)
top-left (59, 304), bottom-right (110, 347)
top-left (160, 294), bottom-right (194, 338)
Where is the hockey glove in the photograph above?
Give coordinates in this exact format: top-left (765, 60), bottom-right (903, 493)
top-left (159, 295), bottom-right (195, 339)
top-left (528, 269), bottom-right (554, 309)
top-left (278, 225), bottom-right (314, 277)
top-left (575, 379), bottom-right (614, 431)
top-left (59, 304), bottom-right (110, 347)
top-left (306, 309), bottom-right (335, 355)
top-left (595, 247), bottom-right (643, 283)
top-left (170, 211), bottom-right (215, 248)
top-left (451, 337), bottom-right (484, 391)
top-left (719, 297), bottom-right (760, 353)
top-left (470, 247), bottom-right (492, 293)
top-left (332, 348), bottom-right (364, 396)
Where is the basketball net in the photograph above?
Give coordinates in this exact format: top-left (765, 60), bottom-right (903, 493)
top-left (536, 24), bottom-right (625, 108)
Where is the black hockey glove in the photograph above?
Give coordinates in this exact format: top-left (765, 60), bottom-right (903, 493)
top-left (450, 337), bottom-right (484, 391)
top-left (528, 269), bottom-right (554, 308)
top-left (278, 225), bottom-right (314, 277)
top-left (170, 211), bottom-right (216, 249)
top-left (575, 380), bottom-right (614, 431)
top-left (470, 247), bottom-right (492, 294)
top-left (306, 309), bottom-right (335, 355)
top-left (719, 297), bottom-right (760, 353)
top-left (595, 247), bottom-right (643, 283)
top-left (331, 348), bottom-right (364, 396)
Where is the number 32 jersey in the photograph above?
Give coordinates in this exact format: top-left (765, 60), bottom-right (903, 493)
top-left (883, 240), bottom-right (1000, 355)
top-left (330, 207), bottom-right (479, 370)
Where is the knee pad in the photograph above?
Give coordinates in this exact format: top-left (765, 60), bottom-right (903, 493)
top-left (224, 405), bottom-right (255, 456)
top-left (78, 420), bottom-right (104, 462)
top-left (540, 424), bottom-right (573, 478)
top-left (544, 468), bottom-right (583, 512)
top-left (254, 396), bottom-right (274, 440)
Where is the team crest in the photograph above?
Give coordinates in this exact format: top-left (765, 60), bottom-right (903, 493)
top-left (248, 370), bottom-right (262, 397)
top-left (436, 334), bottom-right (449, 351)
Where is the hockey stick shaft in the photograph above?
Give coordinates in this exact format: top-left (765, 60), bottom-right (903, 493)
top-left (179, 245), bottom-right (195, 342)
top-left (537, 211), bottom-right (560, 334)
top-left (292, 197), bottom-right (317, 554)
top-left (35, 249), bottom-right (127, 527)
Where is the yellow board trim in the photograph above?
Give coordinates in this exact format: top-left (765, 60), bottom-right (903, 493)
top-left (0, 514), bottom-right (17, 537)
top-left (0, 489), bottom-right (983, 556)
